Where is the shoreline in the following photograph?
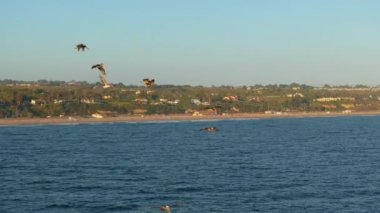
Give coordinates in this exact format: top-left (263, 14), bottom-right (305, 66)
top-left (1, 111), bottom-right (380, 125)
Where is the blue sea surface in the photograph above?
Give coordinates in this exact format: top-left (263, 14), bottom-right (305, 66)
top-left (1, 116), bottom-right (380, 212)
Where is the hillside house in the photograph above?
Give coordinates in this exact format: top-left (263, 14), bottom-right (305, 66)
top-left (134, 98), bottom-right (148, 104)
top-left (223, 96), bottom-right (238, 102)
top-left (190, 99), bottom-right (201, 105)
top-left (80, 97), bottom-right (95, 104)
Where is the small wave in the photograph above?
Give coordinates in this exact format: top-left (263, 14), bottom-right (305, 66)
top-left (28, 180), bottom-right (56, 185)
top-left (65, 185), bottom-right (106, 191)
top-left (49, 123), bottom-right (80, 126)
top-left (44, 203), bottom-right (72, 209)
top-left (86, 204), bottom-right (140, 212)
top-left (0, 123), bottom-right (80, 128)
top-left (0, 123), bottom-right (47, 127)
top-left (108, 204), bottom-right (140, 211)
top-left (189, 119), bottom-right (225, 122)
top-left (174, 186), bottom-right (205, 193)
top-left (78, 122), bottom-right (110, 125)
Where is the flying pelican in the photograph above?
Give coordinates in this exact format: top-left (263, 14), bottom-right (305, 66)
top-left (142, 78), bottom-right (155, 87)
top-left (98, 74), bottom-right (111, 88)
top-left (75, 43), bottom-right (88, 51)
top-left (92, 63), bottom-right (106, 75)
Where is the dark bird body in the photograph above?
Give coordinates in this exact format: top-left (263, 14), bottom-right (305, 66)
top-left (76, 43), bottom-right (88, 51)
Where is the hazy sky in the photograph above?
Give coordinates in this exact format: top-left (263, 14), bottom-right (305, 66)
top-left (1, 0), bottom-right (379, 86)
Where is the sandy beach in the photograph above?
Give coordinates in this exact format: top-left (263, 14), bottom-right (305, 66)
top-left (1, 111), bottom-right (380, 125)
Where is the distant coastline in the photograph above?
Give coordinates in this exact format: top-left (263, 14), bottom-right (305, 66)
top-left (3, 81), bottom-right (380, 120)
top-left (1, 111), bottom-right (380, 125)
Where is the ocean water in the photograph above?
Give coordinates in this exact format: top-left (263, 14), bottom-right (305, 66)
top-left (1, 116), bottom-right (380, 213)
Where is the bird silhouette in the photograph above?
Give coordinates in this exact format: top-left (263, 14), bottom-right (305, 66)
top-left (92, 63), bottom-right (106, 75)
top-left (75, 43), bottom-right (88, 51)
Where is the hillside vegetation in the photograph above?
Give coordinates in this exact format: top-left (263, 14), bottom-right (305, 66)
top-left (1, 80), bottom-right (380, 118)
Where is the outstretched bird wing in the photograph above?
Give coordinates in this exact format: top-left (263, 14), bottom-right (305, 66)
top-left (76, 44), bottom-right (88, 51)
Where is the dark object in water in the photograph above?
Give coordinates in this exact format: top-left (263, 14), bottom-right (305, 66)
top-left (160, 205), bottom-right (171, 212)
top-left (200, 127), bottom-right (218, 132)
top-left (76, 43), bottom-right (88, 51)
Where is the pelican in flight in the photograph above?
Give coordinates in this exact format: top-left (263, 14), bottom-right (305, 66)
top-left (98, 74), bottom-right (111, 88)
top-left (142, 78), bottom-right (155, 87)
top-left (92, 63), bottom-right (106, 75)
top-left (75, 43), bottom-right (88, 51)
